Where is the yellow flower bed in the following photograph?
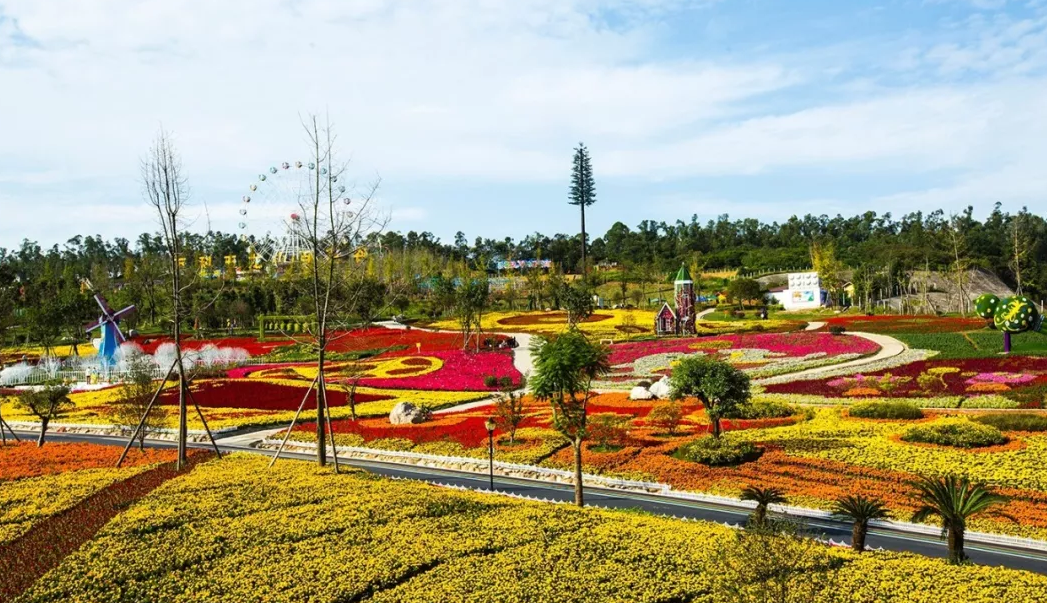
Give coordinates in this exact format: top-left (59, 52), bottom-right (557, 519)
top-left (1, 382), bottom-right (486, 432)
top-left (733, 409), bottom-right (1047, 492)
top-left (428, 308), bottom-right (658, 339)
top-left (0, 466), bottom-right (152, 544)
top-left (15, 453), bottom-right (1047, 602)
top-left (0, 343), bottom-right (97, 359)
top-left (428, 309), bottom-right (799, 340)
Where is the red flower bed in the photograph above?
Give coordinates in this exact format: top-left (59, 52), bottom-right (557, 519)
top-left (765, 356), bottom-right (1047, 399)
top-left (132, 336), bottom-right (293, 356)
top-left (296, 415), bottom-right (497, 448)
top-left (130, 327), bottom-right (510, 358)
top-left (328, 327), bottom-right (510, 355)
top-left (158, 380), bottom-right (392, 410)
top-left (820, 315), bottom-right (986, 334)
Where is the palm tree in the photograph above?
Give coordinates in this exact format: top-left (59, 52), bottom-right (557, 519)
top-left (831, 494), bottom-right (891, 552)
top-left (910, 475), bottom-right (1010, 564)
top-left (741, 485), bottom-right (786, 527)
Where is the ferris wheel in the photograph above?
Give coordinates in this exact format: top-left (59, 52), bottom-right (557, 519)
top-left (238, 160), bottom-right (350, 268)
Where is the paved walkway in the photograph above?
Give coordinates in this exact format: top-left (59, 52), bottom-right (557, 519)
top-left (804, 321), bottom-right (825, 331)
top-left (696, 308), bottom-right (715, 320)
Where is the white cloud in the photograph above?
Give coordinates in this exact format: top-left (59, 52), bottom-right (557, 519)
top-left (1, 0), bottom-right (1047, 245)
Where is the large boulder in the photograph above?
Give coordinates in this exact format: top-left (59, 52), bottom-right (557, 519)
top-left (389, 402), bottom-right (432, 425)
top-left (629, 386), bottom-right (653, 400)
top-left (649, 377), bottom-right (672, 400)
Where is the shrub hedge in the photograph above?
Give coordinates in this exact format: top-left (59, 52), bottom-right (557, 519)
top-left (848, 401), bottom-right (924, 420)
top-left (901, 421), bottom-right (1007, 448)
top-left (677, 437), bottom-right (762, 466)
top-left (973, 413), bottom-right (1047, 432)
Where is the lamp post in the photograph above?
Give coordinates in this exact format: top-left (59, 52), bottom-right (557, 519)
top-left (484, 417), bottom-right (496, 491)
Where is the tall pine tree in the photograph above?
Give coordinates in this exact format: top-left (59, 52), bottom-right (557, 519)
top-left (569, 143), bottom-right (596, 277)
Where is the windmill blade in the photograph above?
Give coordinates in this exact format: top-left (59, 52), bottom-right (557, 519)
top-left (112, 305), bottom-right (136, 321)
top-left (114, 323), bottom-right (127, 343)
top-left (94, 294), bottom-right (114, 316)
top-left (85, 319), bottom-right (105, 333)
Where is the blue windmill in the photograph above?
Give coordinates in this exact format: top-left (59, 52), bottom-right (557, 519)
top-left (85, 294), bottom-right (136, 366)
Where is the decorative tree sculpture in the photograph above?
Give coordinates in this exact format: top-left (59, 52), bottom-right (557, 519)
top-left (974, 294), bottom-right (1042, 353)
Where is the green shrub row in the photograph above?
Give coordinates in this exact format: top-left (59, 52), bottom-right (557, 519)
top-left (848, 401), bottom-right (923, 420)
top-left (677, 437), bottom-right (762, 466)
top-left (973, 413), bottom-right (1047, 432)
top-left (901, 421), bottom-right (1007, 448)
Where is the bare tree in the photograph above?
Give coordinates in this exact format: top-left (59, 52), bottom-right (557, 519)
top-left (269, 114), bottom-right (387, 469)
top-left (118, 129), bottom-right (222, 470)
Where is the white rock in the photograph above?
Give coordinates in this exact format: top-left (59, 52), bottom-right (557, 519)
top-left (649, 377), bottom-right (672, 400)
top-left (389, 402), bottom-right (432, 425)
top-left (629, 386), bottom-right (654, 400)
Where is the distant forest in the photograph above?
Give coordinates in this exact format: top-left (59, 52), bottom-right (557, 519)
top-left (2, 202), bottom-right (1042, 294)
top-left (0, 203), bottom-right (1044, 346)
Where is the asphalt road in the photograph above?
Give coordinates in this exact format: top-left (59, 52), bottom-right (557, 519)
top-left (13, 430), bottom-right (1047, 575)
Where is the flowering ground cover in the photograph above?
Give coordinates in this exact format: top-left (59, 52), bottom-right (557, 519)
top-left (429, 309), bottom-right (807, 340)
top-left (280, 392), bottom-right (1047, 540)
top-left (237, 349), bottom-right (520, 391)
top-left (763, 356), bottom-right (1047, 408)
top-left (15, 453), bottom-right (1047, 602)
top-left (280, 392), bottom-right (788, 465)
top-left (0, 441), bottom-right (179, 545)
top-left (595, 332), bottom-right (880, 387)
top-left (0, 380), bottom-right (488, 432)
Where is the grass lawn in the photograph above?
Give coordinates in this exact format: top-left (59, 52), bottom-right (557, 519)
top-left (896, 331), bottom-right (1047, 358)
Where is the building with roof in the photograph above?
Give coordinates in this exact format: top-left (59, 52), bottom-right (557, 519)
top-left (655, 265), bottom-right (696, 336)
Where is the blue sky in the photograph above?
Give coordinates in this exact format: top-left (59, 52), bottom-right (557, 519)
top-left (1, 0), bottom-right (1046, 249)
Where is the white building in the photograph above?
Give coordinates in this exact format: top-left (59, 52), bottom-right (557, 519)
top-left (767, 272), bottom-right (825, 310)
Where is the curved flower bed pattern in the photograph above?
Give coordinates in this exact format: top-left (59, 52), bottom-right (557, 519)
top-left (597, 332), bottom-right (880, 387)
top-left (764, 357), bottom-right (1047, 407)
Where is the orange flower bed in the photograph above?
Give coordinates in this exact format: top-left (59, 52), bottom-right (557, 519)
top-left (0, 442), bottom-right (179, 481)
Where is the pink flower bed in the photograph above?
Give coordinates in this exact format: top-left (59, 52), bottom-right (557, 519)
top-left (608, 332), bottom-right (880, 365)
top-left (229, 349), bottom-right (520, 391)
top-left (358, 349), bottom-right (519, 391)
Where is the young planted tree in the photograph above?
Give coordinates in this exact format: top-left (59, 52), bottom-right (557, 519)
top-left (493, 375), bottom-right (527, 444)
top-left (530, 329), bottom-right (610, 506)
top-left (670, 355), bottom-right (750, 438)
top-left (831, 494), bottom-right (890, 552)
top-left (910, 474), bottom-right (1010, 564)
top-left (454, 277), bottom-right (490, 351)
top-left (278, 114), bottom-right (386, 469)
top-left (562, 281), bottom-right (594, 327)
top-left (726, 278), bottom-right (764, 308)
top-left (105, 354), bottom-right (167, 450)
top-left (568, 143), bottom-right (596, 277)
top-left (740, 485), bottom-right (786, 527)
top-left (141, 129), bottom-right (193, 469)
top-left (646, 401), bottom-right (684, 436)
top-left (15, 384), bottom-right (72, 446)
